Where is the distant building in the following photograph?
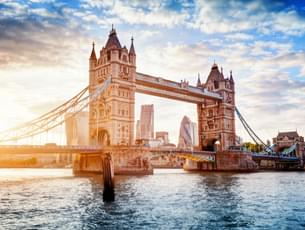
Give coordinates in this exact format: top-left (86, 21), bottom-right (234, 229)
top-left (137, 104), bottom-right (154, 140)
top-left (136, 120), bottom-right (141, 140)
top-left (178, 116), bottom-right (198, 150)
top-left (135, 138), bottom-right (162, 148)
top-left (273, 131), bottom-right (303, 150)
top-left (190, 122), bottom-right (199, 146)
top-left (156, 131), bottom-right (169, 144)
top-left (65, 112), bottom-right (89, 145)
top-left (273, 131), bottom-right (304, 165)
top-left (135, 137), bottom-right (176, 149)
top-left (136, 105), bottom-right (177, 148)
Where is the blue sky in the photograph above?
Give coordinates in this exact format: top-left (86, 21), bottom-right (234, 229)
top-left (1, 0), bottom-right (305, 144)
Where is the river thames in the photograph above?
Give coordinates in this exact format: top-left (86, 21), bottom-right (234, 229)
top-left (0, 169), bottom-right (305, 229)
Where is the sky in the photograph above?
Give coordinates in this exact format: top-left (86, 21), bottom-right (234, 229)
top-left (1, 0), bottom-right (305, 145)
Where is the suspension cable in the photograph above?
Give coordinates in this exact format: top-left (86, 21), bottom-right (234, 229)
top-left (235, 107), bottom-right (274, 153)
top-left (0, 78), bottom-right (111, 143)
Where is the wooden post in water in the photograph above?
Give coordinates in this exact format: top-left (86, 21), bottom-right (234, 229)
top-left (102, 152), bottom-right (115, 202)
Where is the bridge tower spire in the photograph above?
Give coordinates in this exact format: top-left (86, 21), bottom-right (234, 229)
top-left (129, 36), bottom-right (136, 65)
top-left (90, 42), bottom-right (97, 61)
top-left (197, 63), bottom-right (235, 151)
top-left (89, 27), bottom-right (136, 146)
top-left (197, 73), bottom-right (201, 87)
top-left (89, 42), bottom-right (97, 94)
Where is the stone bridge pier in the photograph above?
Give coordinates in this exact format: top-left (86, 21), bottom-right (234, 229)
top-left (102, 153), bottom-right (114, 201)
top-left (73, 152), bottom-right (115, 202)
top-left (73, 147), bottom-right (154, 176)
top-left (73, 147), bottom-right (258, 176)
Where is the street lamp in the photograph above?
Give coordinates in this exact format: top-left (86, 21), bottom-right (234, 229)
top-left (214, 140), bottom-right (220, 151)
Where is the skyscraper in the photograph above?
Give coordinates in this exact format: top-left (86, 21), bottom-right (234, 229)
top-left (136, 120), bottom-right (141, 140)
top-left (178, 116), bottom-right (198, 149)
top-left (65, 112), bottom-right (89, 145)
top-left (156, 131), bottom-right (169, 144)
top-left (190, 122), bottom-right (199, 146)
top-left (137, 104), bottom-right (154, 140)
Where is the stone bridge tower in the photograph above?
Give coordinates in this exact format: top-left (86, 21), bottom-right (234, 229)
top-left (197, 63), bottom-right (235, 151)
top-left (89, 27), bottom-right (136, 146)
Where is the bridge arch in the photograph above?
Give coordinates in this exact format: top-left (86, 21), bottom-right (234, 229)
top-left (97, 129), bottom-right (110, 146)
top-left (203, 138), bottom-right (219, 152)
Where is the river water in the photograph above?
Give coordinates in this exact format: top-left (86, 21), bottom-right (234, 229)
top-left (0, 169), bottom-right (305, 229)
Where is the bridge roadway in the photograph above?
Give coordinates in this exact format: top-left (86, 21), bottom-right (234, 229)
top-left (135, 72), bottom-right (223, 103)
top-left (0, 145), bottom-right (104, 154)
top-left (252, 153), bottom-right (299, 162)
top-left (0, 145), bottom-right (215, 162)
top-left (0, 145), bottom-right (299, 163)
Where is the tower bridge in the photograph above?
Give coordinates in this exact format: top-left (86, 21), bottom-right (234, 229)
top-left (0, 27), bottom-right (303, 201)
top-left (88, 27), bottom-right (236, 152)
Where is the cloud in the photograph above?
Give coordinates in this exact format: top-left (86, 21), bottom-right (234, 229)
top-left (30, 8), bottom-right (60, 18)
top-left (2, 0), bottom-right (303, 71)
top-left (138, 42), bottom-right (214, 82)
top-left (188, 0), bottom-right (305, 36)
top-left (269, 10), bottom-right (305, 36)
top-left (81, 0), bottom-right (189, 27)
top-left (262, 52), bottom-right (305, 76)
top-left (0, 0), bottom-right (305, 143)
top-left (236, 70), bottom-right (305, 140)
top-left (225, 33), bottom-right (254, 41)
top-left (0, 17), bottom-right (91, 69)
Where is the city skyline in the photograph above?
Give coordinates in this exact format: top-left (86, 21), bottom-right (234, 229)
top-left (1, 1), bottom-right (305, 143)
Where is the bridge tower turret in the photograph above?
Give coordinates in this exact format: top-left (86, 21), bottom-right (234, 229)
top-left (89, 42), bottom-right (97, 86)
top-left (88, 27), bottom-right (136, 146)
top-left (197, 63), bottom-right (235, 151)
top-left (129, 36), bottom-right (136, 66)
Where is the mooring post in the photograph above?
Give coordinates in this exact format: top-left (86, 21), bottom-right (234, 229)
top-left (102, 152), bottom-right (115, 202)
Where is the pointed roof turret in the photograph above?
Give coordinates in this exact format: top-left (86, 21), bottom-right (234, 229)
top-left (206, 62), bottom-right (224, 84)
top-left (197, 73), bottom-right (201, 87)
top-left (129, 36), bottom-right (136, 55)
top-left (105, 25), bottom-right (121, 49)
top-left (229, 70), bottom-right (234, 83)
top-left (89, 42), bottom-right (97, 60)
top-left (220, 66), bottom-right (224, 78)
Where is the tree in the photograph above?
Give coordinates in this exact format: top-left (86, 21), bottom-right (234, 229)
top-left (242, 142), bottom-right (263, 152)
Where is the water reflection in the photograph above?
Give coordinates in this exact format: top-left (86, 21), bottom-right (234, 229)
top-left (201, 173), bottom-right (253, 228)
top-left (1, 169), bottom-right (305, 229)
